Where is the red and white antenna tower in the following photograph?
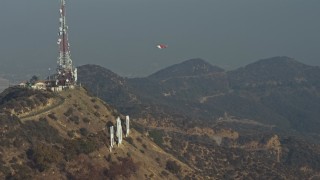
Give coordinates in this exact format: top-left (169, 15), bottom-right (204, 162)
top-left (56, 0), bottom-right (77, 86)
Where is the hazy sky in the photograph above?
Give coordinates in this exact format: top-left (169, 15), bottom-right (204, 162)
top-left (0, 0), bottom-right (320, 78)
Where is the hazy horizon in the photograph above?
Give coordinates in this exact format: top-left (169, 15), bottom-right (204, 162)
top-left (1, 0), bottom-right (320, 79)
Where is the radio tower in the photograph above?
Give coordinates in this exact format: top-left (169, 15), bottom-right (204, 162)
top-left (56, 0), bottom-right (77, 86)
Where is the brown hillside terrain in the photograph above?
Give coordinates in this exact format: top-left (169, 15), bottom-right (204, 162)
top-left (75, 57), bottom-right (320, 179)
top-left (132, 115), bottom-right (320, 179)
top-left (0, 87), bottom-right (194, 179)
top-left (2, 76), bottom-right (320, 179)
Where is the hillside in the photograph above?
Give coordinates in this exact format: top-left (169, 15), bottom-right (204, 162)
top-left (77, 64), bottom-right (141, 116)
top-left (228, 56), bottom-right (320, 89)
top-left (76, 56), bottom-right (320, 178)
top-left (78, 57), bottom-right (320, 135)
top-left (129, 60), bottom-right (228, 103)
top-left (227, 56), bottom-right (320, 133)
top-left (2, 55), bottom-right (320, 178)
top-left (148, 58), bottom-right (224, 80)
top-left (0, 87), bottom-right (194, 179)
top-left (1, 88), bottom-right (320, 179)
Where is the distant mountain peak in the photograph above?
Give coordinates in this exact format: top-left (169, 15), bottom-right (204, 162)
top-left (181, 58), bottom-right (211, 65)
top-left (148, 58), bottom-right (224, 80)
top-left (227, 56), bottom-right (320, 88)
top-left (77, 64), bottom-right (125, 83)
top-left (78, 64), bottom-right (120, 76)
top-left (246, 56), bottom-right (309, 70)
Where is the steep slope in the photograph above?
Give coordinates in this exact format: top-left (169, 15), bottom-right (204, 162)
top-left (0, 87), bottom-right (194, 179)
top-left (75, 57), bottom-right (320, 179)
top-left (77, 64), bottom-right (141, 116)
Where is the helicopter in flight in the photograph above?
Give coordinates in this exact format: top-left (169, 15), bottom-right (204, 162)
top-left (156, 44), bottom-right (168, 49)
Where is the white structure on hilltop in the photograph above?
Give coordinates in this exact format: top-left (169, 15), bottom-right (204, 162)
top-left (31, 81), bottom-right (46, 90)
top-left (110, 126), bottom-right (114, 151)
top-left (116, 117), bottom-right (122, 146)
top-left (126, 115), bottom-right (130, 137)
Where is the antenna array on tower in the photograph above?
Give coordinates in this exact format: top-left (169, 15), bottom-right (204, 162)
top-left (55, 0), bottom-right (77, 87)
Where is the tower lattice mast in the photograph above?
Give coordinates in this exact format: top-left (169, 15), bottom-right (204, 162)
top-left (56, 0), bottom-right (77, 86)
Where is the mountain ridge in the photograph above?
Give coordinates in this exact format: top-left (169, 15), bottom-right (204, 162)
top-left (148, 58), bottom-right (225, 80)
top-left (228, 56), bottom-right (320, 89)
top-left (2, 56), bottom-right (320, 179)
top-left (78, 56), bottom-right (320, 135)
